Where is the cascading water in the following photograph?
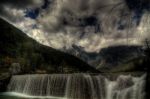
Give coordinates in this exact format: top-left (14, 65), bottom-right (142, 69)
top-left (7, 74), bottom-right (146, 99)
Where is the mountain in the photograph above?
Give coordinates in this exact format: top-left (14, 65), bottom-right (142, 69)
top-left (64, 45), bottom-right (101, 67)
top-left (0, 18), bottom-right (100, 74)
top-left (96, 46), bottom-right (144, 70)
top-left (65, 45), bottom-right (144, 71)
top-left (107, 57), bottom-right (146, 72)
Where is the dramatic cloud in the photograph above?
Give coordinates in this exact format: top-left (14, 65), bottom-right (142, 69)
top-left (0, 0), bottom-right (43, 8)
top-left (0, 0), bottom-right (43, 22)
top-left (0, 0), bottom-right (150, 52)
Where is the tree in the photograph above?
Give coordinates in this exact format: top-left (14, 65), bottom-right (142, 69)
top-left (3, 56), bottom-right (13, 67)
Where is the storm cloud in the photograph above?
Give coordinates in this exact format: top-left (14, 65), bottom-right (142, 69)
top-left (0, 0), bottom-right (150, 52)
top-left (0, 0), bottom-right (43, 8)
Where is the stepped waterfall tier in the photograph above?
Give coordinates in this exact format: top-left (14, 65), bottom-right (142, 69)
top-left (7, 74), bottom-right (146, 99)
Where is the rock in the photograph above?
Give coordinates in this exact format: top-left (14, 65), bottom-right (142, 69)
top-left (9, 63), bottom-right (21, 75)
top-left (0, 73), bottom-right (11, 92)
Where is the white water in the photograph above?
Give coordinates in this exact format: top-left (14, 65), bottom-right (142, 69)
top-left (7, 74), bottom-right (146, 99)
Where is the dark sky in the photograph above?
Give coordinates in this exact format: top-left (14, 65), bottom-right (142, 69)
top-left (0, 0), bottom-right (149, 52)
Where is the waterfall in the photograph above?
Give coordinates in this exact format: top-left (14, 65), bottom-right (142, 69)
top-left (7, 74), bottom-right (146, 99)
